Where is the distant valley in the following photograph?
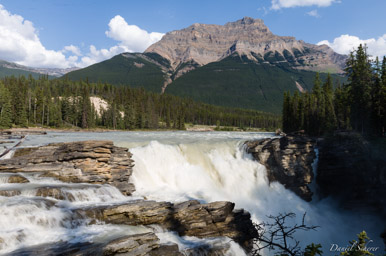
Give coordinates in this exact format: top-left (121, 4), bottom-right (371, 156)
top-left (0, 59), bottom-right (78, 78)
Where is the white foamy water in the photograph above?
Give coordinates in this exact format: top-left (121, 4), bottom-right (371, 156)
top-left (0, 131), bottom-right (384, 255)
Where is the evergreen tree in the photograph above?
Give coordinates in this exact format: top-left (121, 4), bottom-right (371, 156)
top-left (0, 83), bottom-right (12, 128)
top-left (304, 243), bottom-right (323, 256)
top-left (340, 231), bottom-right (374, 256)
top-left (282, 91), bottom-right (290, 132)
top-left (345, 44), bottom-right (372, 134)
top-left (322, 73), bottom-right (337, 132)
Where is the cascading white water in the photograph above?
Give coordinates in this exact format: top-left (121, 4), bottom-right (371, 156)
top-left (128, 137), bottom-right (384, 255)
top-left (1, 131), bottom-right (384, 255)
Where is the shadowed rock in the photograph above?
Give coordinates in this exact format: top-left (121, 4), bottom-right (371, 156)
top-left (7, 232), bottom-right (182, 256)
top-left (246, 134), bottom-right (316, 201)
top-left (76, 200), bottom-right (256, 249)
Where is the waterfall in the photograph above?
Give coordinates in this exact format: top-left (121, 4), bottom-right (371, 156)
top-left (130, 138), bottom-right (384, 254)
top-left (0, 131), bottom-right (383, 255)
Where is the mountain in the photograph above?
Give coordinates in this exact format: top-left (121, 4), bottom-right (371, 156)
top-left (65, 52), bottom-right (170, 92)
top-left (0, 59), bottom-right (78, 78)
top-left (146, 17), bottom-right (346, 77)
top-left (64, 17), bottom-right (347, 113)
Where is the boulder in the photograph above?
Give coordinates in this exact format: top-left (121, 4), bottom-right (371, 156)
top-left (7, 174), bottom-right (29, 183)
top-left (76, 200), bottom-right (256, 249)
top-left (0, 140), bottom-right (135, 196)
top-left (6, 232), bottom-right (182, 256)
top-left (246, 134), bottom-right (316, 201)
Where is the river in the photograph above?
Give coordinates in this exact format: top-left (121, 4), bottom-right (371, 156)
top-left (0, 131), bottom-right (383, 255)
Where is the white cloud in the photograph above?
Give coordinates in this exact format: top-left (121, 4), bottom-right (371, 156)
top-left (317, 34), bottom-right (386, 58)
top-left (0, 5), bottom-right (164, 68)
top-left (79, 45), bottom-right (128, 67)
top-left (306, 9), bottom-right (320, 17)
top-left (63, 45), bottom-right (81, 56)
top-left (0, 4), bottom-right (77, 68)
top-left (105, 15), bottom-right (164, 53)
top-left (77, 15), bottom-right (164, 67)
top-left (271, 0), bottom-right (338, 10)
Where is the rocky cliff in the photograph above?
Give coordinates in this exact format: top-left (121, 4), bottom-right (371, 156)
top-left (246, 132), bottom-right (386, 215)
top-left (317, 132), bottom-right (386, 215)
top-left (0, 140), bottom-right (135, 195)
top-left (145, 17), bottom-right (346, 77)
top-left (0, 140), bottom-right (256, 255)
top-left (246, 134), bottom-right (317, 201)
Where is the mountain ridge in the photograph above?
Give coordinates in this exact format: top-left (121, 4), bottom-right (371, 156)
top-left (145, 17), bottom-right (346, 83)
top-left (0, 59), bottom-right (79, 78)
top-left (63, 17), bottom-right (347, 113)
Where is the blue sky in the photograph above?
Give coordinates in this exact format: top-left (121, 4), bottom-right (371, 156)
top-left (0, 0), bottom-right (385, 68)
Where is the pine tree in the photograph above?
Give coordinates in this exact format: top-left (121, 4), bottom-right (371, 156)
top-left (282, 91), bottom-right (291, 132)
top-left (323, 73), bottom-right (337, 132)
top-left (340, 231), bottom-right (374, 256)
top-left (0, 83), bottom-right (12, 128)
top-left (304, 243), bottom-right (323, 256)
top-left (81, 85), bottom-right (92, 129)
top-left (345, 44), bottom-right (372, 134)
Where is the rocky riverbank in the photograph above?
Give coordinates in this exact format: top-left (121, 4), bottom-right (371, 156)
top-left (246, 134), bottom-right (316, 201)
top-left (246, 132), bottom-right (386, 213)
top-left (0, 140), bottom-right (256, 255)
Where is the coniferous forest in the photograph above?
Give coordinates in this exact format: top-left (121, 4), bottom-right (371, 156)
top-left (283, 45), bottom-right (386, 137)
top-left (0, 76), bottom-right (280, 130)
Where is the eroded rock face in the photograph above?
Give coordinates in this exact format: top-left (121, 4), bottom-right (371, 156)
top-left (0, 140), bottom-right (257, 254)
top-left (0, 140), bottom-right (135, 195)
top-left (145, 17), bottom-right (346, 73)
top-left (76, 200), bottom-right (256, 249)
top-left (7, 232), bottom-right (183, 256)
top-left (317, 132), bottom-right (386, 215)
top-left (246, 134), bottom-right (316, 201)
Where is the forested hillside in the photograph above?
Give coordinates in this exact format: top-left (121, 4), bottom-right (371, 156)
top-left (0, 75), bottom-right (280, 130)
top-left (283, 45), bottom-right (386, 137)
top-left (166, 54), bottom-right (344, 113)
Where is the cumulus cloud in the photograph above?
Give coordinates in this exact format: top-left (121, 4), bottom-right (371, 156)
top-left (79, 45), bottom-right (128, 67)
top-left (105, 15), bottom-right (164, 53)
top-left (271, 0), bottom-right (338, 10)
top-left (318, 34), bottom-right (386, 58)
top-left (76, 15), bottom-right (164, 67)
top-left (0, 5), bottom-right (164, 68)
top-left (0, 4), bottom-right (78, 68)
top-left (306, 9), bottom-right (320, 17)
top-left (63, 45), bottom-right (82, 56)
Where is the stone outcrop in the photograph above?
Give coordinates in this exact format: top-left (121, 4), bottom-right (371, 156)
top-left (145, 17), bottom-right (346, 74)
top-left (7, 174), bottom-right (29, 183)
top-left (7, 232), bottom-right (183, 256)
top-left (316, 132), bottom-right (386, 215)
top-left (0, 140), bottom-right (135, 195)
top-left (246, 134), bottom-right (316, 201)
top-left (77, 200), bottom-right (256, 249)
top-left (0, 140), bottom-right (257, 254)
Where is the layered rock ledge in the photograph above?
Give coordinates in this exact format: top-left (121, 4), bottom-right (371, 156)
top-left (76, 199), bottom-right (256, 248)
top-left (246, 134), bottom-right (316, 201)
top-left (0, 140), bottom-right (135, 195)
top-left (0, 140), bottom-right (257, 254)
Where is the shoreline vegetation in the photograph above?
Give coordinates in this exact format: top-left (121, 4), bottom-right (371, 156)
top-left (0, 75), bottom-right (280, 132)
top-left (283, 45), bottom-right (386, 138)
top-left (1, 124), bottom-right (274, 134)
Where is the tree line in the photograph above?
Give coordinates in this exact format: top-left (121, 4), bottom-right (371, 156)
top-left (283, 44), bottom-right (386, 136)
top-left (0, 76), bottom-right (280, 130)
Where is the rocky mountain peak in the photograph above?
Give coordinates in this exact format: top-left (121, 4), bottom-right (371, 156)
top-left (145, 17), bottom-right (346, 77)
